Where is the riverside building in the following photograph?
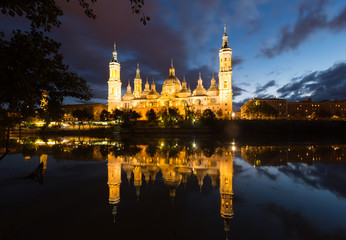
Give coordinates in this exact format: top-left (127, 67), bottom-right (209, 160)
top-left (108, 26), bottom-right (233, 118)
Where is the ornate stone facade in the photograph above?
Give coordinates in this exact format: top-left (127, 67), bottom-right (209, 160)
top-left (108, 27), bottom-right (233, 118)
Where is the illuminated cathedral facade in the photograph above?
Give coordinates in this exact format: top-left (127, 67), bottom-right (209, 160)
top-left (108, 26), bottom-right (233, 117)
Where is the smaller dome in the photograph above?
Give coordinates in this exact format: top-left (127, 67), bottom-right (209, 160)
top-left (147, 79), bottom-right (160, 99)
top-left (140, 77), bottom-right (151, 98)
top-left (122, 81), bottom-right (135, 101)
top-left (178, 76), bottom-right (191, 98)
top-left (207, 74), bottom-right (219, 96)
top-left (193, 73), bottom-right (207, 96)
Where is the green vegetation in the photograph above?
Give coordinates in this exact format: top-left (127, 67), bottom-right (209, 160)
top-left (244, 100), bottom-right (278, 119)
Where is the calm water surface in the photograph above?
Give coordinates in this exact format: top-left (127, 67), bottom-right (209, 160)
top-left (1, 137), bottom-right (346, 240)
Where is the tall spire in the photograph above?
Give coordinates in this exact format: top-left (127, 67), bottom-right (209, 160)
top-left (169, 59), bottom-right (176, 77)
top-left (112, 42), bottom-right (118, 62)
top-left (222, 25), bottom-right (229, 49)
top-left (135, 62), bottom-right (141, 79)
top-left (224, 24), bottom-right (226, 35)
top-left (127, 80), bottom-right (131, 92)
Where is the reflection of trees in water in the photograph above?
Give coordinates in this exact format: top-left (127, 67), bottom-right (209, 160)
top-left (241, 145), bottom-right (346, 166)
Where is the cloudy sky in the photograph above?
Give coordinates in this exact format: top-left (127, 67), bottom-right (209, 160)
top-left (5, 0), bottom-right (346, 109)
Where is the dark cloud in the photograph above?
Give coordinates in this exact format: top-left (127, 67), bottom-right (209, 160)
top-left (232, 56), bottom-right (244, 68)
top-left (230, 0), bottom-right (269, 35)
top-left (256, 167), bottom-right (279, 181)
top-left (254, 79), bottom-right (276, 94)
top-left (233, 85), bottom-right (247, 97)
top-left (265, 203), bottom-right (346, 239)
top-left (261, 1), bottom-right (346, 58)
top-left (277, 61), bottom-right (346, 101)
top-left (278, 162), bottom-right (346, 199)
top-left (51, 0), bottom-right (190, 99)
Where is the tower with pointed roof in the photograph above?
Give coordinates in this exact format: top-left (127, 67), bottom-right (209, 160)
top-left (108, 43), bottom-right (122, 112)
top-left (133, 63), bottom-right (142, 98)
top-left (218, 25), bottom-right (233, 117)
top-left (107, 153), bottom-right (122, 220)
top-left (220, 149), bottom-right (234, 239)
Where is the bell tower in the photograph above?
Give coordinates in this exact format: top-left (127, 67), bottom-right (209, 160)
top-left (218, 25), bottom-right (233, 117)
top-left (220, 149), bottom-right (234, 239)
top-left (108, 42), bottom-right (122, 112)
top-left (107, 153), bottom-right (122, 221)
top-left (133, 63), bottom-right (142, 98)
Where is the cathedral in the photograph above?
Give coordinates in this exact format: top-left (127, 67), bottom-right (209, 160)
top-left (108, 26), bottom-right (233, 118)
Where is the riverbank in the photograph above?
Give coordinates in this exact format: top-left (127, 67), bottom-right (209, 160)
top-left (7, 120), bottom-right (346, 143)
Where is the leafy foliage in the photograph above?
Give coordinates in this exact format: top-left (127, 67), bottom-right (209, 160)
top-left (0, 1), bottom-right (96, 126)
top-left (158, 107), bottom-right (183, 127)
top-left (0, 30), bottom-right (92, 119)
top-left (244, 100), bottom-right (278, 119)
top-left (200, 109), bottom-right (216, 126)
top-left (0, 0), bottom-right (97, 31)
top-left (146, 109), bottom-right (159, 127)
top-left (129, 0), bottom-right (150, 25)
top-left (100, 109), bottom-right (110, 121)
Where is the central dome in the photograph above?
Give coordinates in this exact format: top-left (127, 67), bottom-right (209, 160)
top-left (161, 59), bottom-right (181, 96)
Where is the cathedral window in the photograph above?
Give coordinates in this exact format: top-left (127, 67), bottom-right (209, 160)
top-left (111, 88), bottom-right (114, 95)
top-left (224, 80), bottom-right (228, 88)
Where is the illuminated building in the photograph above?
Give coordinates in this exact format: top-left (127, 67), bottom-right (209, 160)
top-left (40, 154), bottom-right (48, 175)
top-left (241, 98), bottom-right (346, 120)
top-left (241, 145), bottom-right (346, 166)
top-left (219, 151), bottom-right (234, 239)
top-left (107, 153), bottom-right (121, 221)
top-left (108, 26), bottom-right (233, 118)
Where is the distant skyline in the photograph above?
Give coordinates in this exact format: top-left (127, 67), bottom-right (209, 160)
top-left (2, 0), bottom-right (346, 110)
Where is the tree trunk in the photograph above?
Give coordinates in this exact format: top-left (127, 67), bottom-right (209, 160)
top-left (0, 127), bottom-right (10, 161)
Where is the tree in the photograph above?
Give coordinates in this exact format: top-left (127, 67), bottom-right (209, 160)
top-left (158, 107), bottom-right (183, 127)
top-left (39, 99), bottom-right (65, 127)
top-left (129, 110), bottom-right (141, 121)
top-left (216, 108), bottom-right (223, 119)
top-left (201, 109), bottom-right (216, 126)
top-left (100, 109), bottom-right (110, 121)
top-left (113, 109), bottom-right (123, 123)
top-left (146, 109), bottom-right (159, 127)
top-left (244, 101), bottom-right (278, 119)
top-left (0, 1), bottom-right (94, 128)
top-left (121, 110), bottom-right (141, 128)
top-left (72, 109), bottom-right (93, 129)
top-left (202, 109), bottom-right (216, 120)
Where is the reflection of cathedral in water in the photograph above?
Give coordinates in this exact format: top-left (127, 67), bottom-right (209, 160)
top-left (107, 145), bottom-right (234, 238)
